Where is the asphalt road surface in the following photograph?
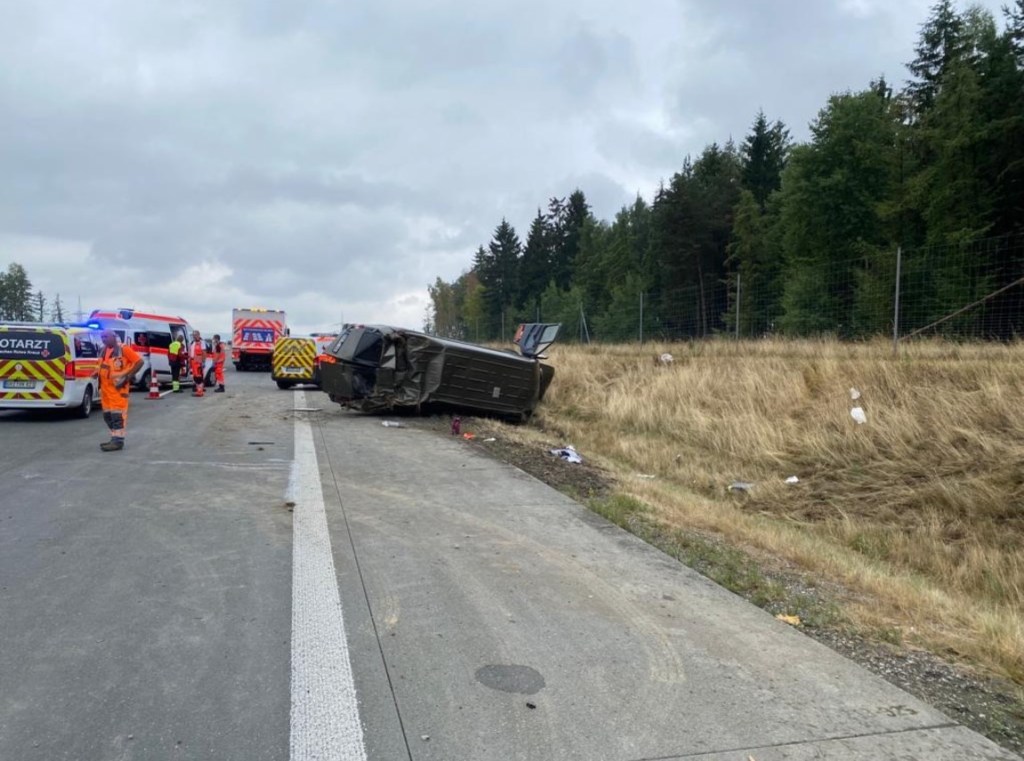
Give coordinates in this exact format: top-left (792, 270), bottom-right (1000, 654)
top-left (1, 367), bottom-right (1019, 761)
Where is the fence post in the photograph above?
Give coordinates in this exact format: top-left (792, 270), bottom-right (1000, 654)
top-left (639, 291), bottom-right (644, 345)
top-left (893, 246), bottom-right (902, 354)
top-left (735, 273), bottom-right (741, 340)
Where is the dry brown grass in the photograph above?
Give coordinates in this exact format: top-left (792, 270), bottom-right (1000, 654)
top-left (530, 338), bottom-right (1024, 684)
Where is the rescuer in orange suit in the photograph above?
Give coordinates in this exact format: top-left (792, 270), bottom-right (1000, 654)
top-left (98, 330), bottom-right (144, 452)
top-left (191, 330), bottom-right (207, 397)
top-left (212, 333), bottom-right (226, 393)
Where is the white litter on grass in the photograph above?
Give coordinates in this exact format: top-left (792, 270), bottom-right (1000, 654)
top-left (659, 353), bottom-right (675, 365)
top-left (550, 445), bottom-right (583, 464)
top-left (850, 406), bottom-right (867, 425)
top-left (729, 481), bottom-right (755, 493)
top-left (483, 438), bottom-right (497, 443)
top-left (785, 476), bottom-right (800, 485)
top-left (849, 387), bottom-right (862, 400)
top-left (637, 474), bottom-right (657, 480)
top-left (381, 421), bottom-right (404, 428)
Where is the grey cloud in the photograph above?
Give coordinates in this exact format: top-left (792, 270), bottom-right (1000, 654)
top-left (0, 0), bottom-right (1008, 333)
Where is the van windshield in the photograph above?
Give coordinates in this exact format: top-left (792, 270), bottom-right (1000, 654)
top-left (0, 330), bottom-right (66, 361)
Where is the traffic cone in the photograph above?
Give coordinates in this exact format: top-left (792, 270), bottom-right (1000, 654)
top-left (147, 371), bottom-right (161, 400)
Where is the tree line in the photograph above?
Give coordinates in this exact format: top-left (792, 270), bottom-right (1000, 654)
top-left (427, 1), bottom-right (1024, 341)
top-left (0, 262), bottom-right (68, 323)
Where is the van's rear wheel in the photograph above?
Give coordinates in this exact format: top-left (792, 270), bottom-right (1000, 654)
top-left (76, 386), bottom-right (94, 418)
top-left (276, 380), bottom-right (293, 390)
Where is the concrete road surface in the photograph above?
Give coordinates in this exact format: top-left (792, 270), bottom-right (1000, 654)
top-left (0, 368), bottom-right (1018, 761)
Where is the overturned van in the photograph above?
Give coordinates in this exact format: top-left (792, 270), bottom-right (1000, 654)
top-left (319, 323), bottom-right (560, 420)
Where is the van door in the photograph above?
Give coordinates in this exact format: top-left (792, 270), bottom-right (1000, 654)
top-left (145, 330), bottom-right (173, 377)
top-left (0, 327), bottom-right (68, 401)
top-left (514, 323), bottom-right (561, 358)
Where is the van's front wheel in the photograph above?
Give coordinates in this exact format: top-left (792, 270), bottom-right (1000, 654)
top-left (76, 386), bottom-right (94, 418)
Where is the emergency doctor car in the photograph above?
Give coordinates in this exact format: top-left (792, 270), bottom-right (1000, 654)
top-left (0, 323), bottom-right (103, 417)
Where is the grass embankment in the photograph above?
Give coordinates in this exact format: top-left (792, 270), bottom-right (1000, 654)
top-left (532, 339), bottom-right (1024, 685)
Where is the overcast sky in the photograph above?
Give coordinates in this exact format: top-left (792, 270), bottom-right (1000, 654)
top-left (0, 0), bottom-right (1008, 334)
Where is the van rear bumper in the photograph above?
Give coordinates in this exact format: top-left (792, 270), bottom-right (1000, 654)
top-left (0, 383), bottom-right (89, 410)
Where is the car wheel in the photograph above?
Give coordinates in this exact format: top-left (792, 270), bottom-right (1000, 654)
top-left (276, 380), bottom-right (293, 390)
top-left (76, 386), bottom-right (94, 418)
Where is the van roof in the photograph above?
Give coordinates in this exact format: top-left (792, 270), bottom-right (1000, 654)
top-left (90, 309), bottom-right (188, 323)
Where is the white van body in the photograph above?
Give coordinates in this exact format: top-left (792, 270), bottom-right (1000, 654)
top-left (0, 323), bottom-right (103, 416)
top-left (88, 309), bottom-right (212, 388)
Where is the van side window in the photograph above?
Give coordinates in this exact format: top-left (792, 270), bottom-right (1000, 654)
top-left (147, 332), bottom-right (172, 350)
top-left (74, 336), bottom-right (99, 359)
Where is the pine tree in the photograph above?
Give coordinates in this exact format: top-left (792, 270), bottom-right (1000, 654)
top-left (907, 0), bottom-right (966, 115)
top-left (518, 210), bottom-right (551, 310)
top-left (474, 220), bottom-right (521, 338)
top-left (51, 294), bottom-right (65, 323)
top-left (1008, 0), bottom-right (1024, 64)
top-left (741, 111), bottom-right (791, 210)
top-left (0, 263), bottom-right (34, 321)
top-left (554, 190), bottom-right (590, 290)
top-left (35, 290), bottom-right (47, 322)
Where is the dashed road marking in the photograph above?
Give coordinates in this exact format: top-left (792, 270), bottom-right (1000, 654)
top-left (290, 390), bottom-right (367, 760)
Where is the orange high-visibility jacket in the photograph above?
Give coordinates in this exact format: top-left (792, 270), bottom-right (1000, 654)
top-left (99, 343), bottom-right (142, 410)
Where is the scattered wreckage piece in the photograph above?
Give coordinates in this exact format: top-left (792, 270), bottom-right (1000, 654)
top-left (319, 323), bottom-right (561, 421)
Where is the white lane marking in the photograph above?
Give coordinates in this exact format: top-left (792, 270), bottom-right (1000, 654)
top-left (290, 390), bottom-right (368, 760)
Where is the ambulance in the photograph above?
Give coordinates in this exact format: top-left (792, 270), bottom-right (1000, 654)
top-left (0, 323), bottom-right (103, 417)
top-left (271, 332), bottom-right (338, 389)
top-left (88, 309), bottom-right (211, 389)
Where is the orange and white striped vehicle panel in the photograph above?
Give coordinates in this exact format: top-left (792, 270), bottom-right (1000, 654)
top-left (233, 318), bottom-right (286, 353)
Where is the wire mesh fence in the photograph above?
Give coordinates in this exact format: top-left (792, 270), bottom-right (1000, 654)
top-left (518, 234), bottom-right (1024, 345)
top-left (432, 234), bottom-right (1024, 346)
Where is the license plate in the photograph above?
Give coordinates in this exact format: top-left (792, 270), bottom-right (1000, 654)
top-left (285, 367), bottom-right (303, 374)
top-left (3, 380), bottom-right (36, 389)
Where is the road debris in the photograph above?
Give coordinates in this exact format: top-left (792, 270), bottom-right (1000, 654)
top-left (381, 420), bottom-right (404, 428)
top-left (776, 614), bottom-right (802, 626)
top-left (785, 475), bottom-right (800, 484)
top-left (550, 445), bottom-right (583, 464)
top-left (451, 417), bottom-right (462, 435)
top-left (637, 473), bottom-right (657, 480)
top-left (463, 432), bottom-right (476, 440)
top-left (850, 406), bottom-right (867, 425)
top-left (729, 481), bottom-right (754, 493)
top-left (483, 437), bottom-right (497, 443)
top-left (850, 387), bottom-right (862, 400)
top-left (658, 353), bottom-right (675, 365)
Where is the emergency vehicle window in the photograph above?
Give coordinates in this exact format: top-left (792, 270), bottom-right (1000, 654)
top-left (74, 336), bottom-right (99, 359)
top-left (0, 331), bottom-right (65, 361)
top-left (147, 332), bottom-right (171, 350)
top-left (134, 332), bottom-right (149, 348)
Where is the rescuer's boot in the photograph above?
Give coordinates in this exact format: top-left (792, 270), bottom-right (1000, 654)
top-left (215, 385), bottom-right (225, 393)
top-left (100, 439), bottom-right (125, 452)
